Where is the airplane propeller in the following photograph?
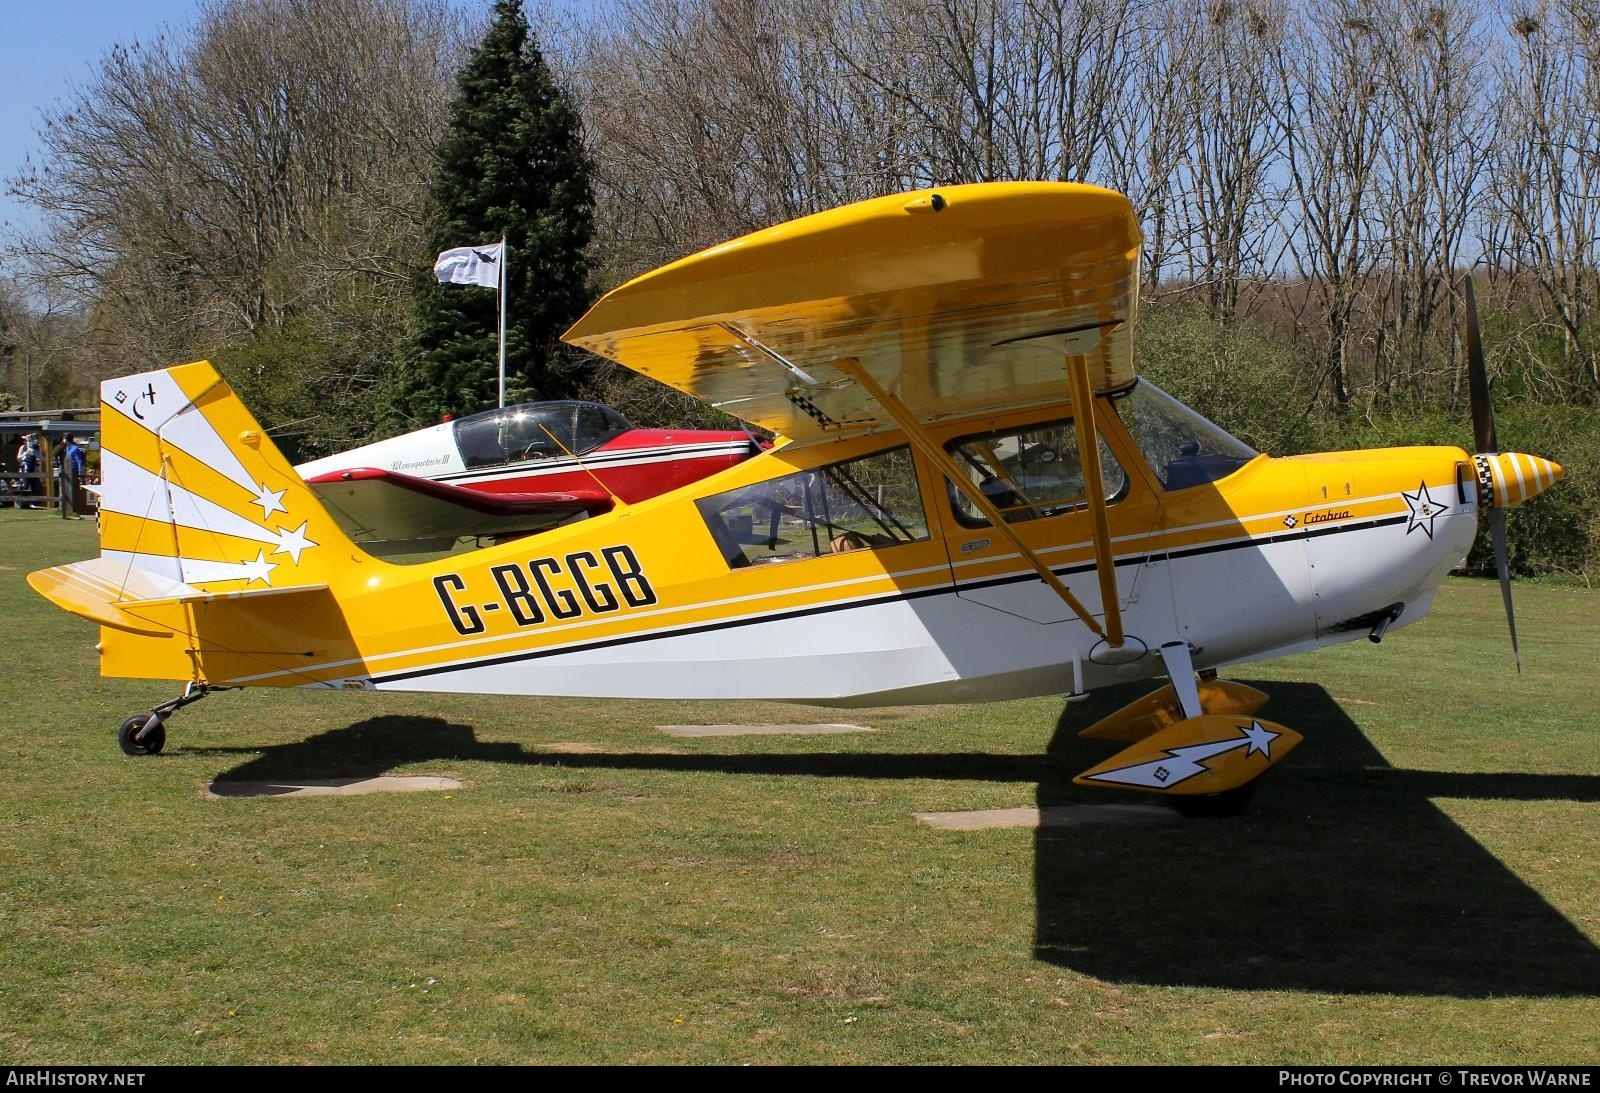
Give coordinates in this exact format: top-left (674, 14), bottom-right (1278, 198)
top-left (1462, 276), bottom-right (1563, 675)
top-left (1464, 277), bottom-right (1496, 455)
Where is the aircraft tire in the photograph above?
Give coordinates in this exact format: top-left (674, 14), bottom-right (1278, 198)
top-left (117, 713), bottom-right (166, 757)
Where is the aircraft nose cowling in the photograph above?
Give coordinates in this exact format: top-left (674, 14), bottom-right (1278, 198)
top-left (1475, 453), bottom-right (1564, 508)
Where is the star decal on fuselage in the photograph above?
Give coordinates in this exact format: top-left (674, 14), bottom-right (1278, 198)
top-left (1403, 481), bottom-right (1447, 539)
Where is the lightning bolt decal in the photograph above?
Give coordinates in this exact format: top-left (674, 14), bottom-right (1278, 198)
top-left (1083, 721), bottom-right (1280, 790)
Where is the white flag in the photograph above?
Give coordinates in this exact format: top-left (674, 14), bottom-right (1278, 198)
top-left (433, 242), bottom-right (504, 289)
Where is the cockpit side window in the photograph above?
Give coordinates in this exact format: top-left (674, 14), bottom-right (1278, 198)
top-left (945, 419), bottom-right (1127, 527)
top-left (452, 409), bottom-right (509, 469)
top-left (508, 408), bottom-right (562, 459)
top-left (697, 446), bottom-right (927, 569)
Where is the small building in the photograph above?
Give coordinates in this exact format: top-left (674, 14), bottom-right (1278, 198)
top-left (1, 410), bottom-right (101, 509)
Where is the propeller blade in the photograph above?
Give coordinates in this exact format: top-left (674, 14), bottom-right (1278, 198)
top-left (1463, 276), bottom-right (1498, 454)
top-left (1488, 506), bottom-right (1521, 676)
top-left (1466, 280), bottom-right (1522, 671)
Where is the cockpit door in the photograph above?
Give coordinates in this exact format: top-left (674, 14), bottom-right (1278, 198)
top-left (941, 401), bottom-right (1172, 633)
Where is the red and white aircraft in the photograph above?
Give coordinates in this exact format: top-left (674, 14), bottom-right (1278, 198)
top-left (296, 400), bottom-right (758, 555)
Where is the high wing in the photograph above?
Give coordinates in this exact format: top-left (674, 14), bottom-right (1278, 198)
top-left (304, 467), bottom-right (612, 553)
top-left (562, 182), bottom-right (1141, 443)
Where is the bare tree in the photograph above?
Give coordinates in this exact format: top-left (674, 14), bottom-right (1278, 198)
top-left (0, 279), bottom-right (88, 410)
top-left (1171, 0), bottom-right (1288, 324)
top-left (1274, 2), bottom-right (1390, 409)
top-left (1373, 0), bottom-right (1492, 408)
top-left (1105, 3), bottom-right (1205, 295)
top-left (1485, 0), bottom-right (1600, 396)
top-left (7, 0), bottom-right (464, 394)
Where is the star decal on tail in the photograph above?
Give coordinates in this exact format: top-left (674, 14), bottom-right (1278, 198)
top-left (252, 482), bottom-right (288, 520)
top-left (240, 551), bottom-right (278, 587)
top-left (272, 522), bottom-right (317, 564)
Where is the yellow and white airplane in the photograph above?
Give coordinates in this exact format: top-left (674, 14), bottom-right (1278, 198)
top-left (28, 182), bottom-right (1563, 813)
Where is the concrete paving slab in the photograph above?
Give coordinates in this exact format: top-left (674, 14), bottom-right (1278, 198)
top-left (915, 802), bottom-right (1180, 831)
top-left (208, 775), bottom-right (464, 799)
top-left (656, 723), bottom-right (873, 738)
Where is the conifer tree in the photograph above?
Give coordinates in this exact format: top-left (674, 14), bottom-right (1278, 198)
top-left (402, 0), bottom-right (595, 422)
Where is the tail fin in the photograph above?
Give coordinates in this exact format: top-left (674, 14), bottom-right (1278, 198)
top-left (29, 361), bottom-right (365, 685)
top-left (92, 361), bottom-right (356, 587)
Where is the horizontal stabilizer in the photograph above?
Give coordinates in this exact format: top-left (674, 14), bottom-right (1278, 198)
top-left (28, 561), bottom-right (182, 636)
top-left (304, 466), bottom-right (613, 546)
top-left (28, 556), bottom-right (328, 636)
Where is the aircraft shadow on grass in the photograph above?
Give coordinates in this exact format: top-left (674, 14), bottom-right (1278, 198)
top-left (203, 680), bottom-right (1600, 998)
top-left (1034, 681), bottom-right (1600, 998)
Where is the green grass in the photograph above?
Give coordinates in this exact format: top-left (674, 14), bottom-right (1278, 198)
top-left (2, 506), bottom-right (1597, 1064)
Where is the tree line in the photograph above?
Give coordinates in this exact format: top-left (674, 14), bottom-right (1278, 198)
top-left (572, 0), bottom-right (1598, 412)
top-left (2, 0), bottom-right (1595, 570)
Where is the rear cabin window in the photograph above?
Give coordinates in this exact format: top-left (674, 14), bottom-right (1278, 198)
top-left (947, 419), bottom-right (1127, 526)
top-left (697, 446), bottom-right (928, 568)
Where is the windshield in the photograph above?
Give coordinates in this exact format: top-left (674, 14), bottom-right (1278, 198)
top-left (1116, 381), bottom-right (1257, 491)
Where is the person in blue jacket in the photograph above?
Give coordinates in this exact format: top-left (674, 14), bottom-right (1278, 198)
top-left (59, 434), bottom-right (87, 520)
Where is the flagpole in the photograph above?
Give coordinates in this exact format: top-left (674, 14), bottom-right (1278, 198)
top-left (497, 235), bottom-right (508, 408)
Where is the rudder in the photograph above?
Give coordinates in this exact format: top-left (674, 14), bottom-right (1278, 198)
top-left (94, 361), bottom-right (357, 589)
top-left (30, 361), bottom-right (368, 687)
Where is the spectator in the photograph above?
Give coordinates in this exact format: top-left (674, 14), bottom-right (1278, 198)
top-left (59, 433), bottom-right (87, 520)
top-left (18, 434), bottom-right (42, 506)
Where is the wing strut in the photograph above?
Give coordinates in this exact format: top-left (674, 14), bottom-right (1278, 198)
top-left (1065, 356), bottom-right (1126, 648)
top-left (831, 358), bottom-right (1110, 643)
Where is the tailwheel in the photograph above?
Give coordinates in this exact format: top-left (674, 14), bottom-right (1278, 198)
top-left (112, 682), bottom-right (227, 758)
top-left (117, 713), bottom-right (166, 756)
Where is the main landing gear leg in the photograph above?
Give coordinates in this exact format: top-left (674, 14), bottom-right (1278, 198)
top-left (117, 682), bottom-right (224, 757)
top-left (1157, 641), bottom-right (1204, 719)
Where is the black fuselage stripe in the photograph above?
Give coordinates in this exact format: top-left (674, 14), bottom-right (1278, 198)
top-left (371, 514), bottom-right (1415, 684)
